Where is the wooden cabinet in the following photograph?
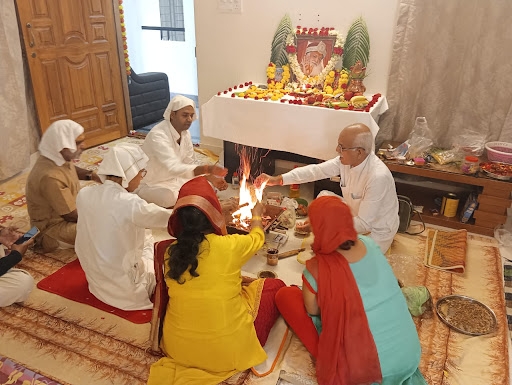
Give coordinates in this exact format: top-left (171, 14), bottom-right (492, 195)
top-left (384, 161), bottom-right (512, 236)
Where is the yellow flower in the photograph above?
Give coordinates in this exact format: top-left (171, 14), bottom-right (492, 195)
top-left (329, 70), bottom-right (335, 77)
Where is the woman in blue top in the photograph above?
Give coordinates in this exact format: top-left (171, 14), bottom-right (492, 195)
top-left (275, 196), bottom-right (427, 385)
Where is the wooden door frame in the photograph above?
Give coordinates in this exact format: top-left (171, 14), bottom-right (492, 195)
top-left (111, 0), bottom-right (133, 133)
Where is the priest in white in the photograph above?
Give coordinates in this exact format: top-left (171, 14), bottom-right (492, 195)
top-left (255, 123), bottom-right (400, 253)
top-left (136, 95), bottom-right (228, 208)
top-left (76, 144), bottom-right (172, 311)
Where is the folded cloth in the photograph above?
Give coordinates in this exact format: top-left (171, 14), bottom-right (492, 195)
top-left (424, 229), bottom-right (467, 274)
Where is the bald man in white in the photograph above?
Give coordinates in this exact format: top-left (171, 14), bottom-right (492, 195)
top-left (76, 144), bottom-right (172, 310)
top-left (136, 95), bottom-right (229, 208)
top-left (256, 124), bottom-right (400, 253)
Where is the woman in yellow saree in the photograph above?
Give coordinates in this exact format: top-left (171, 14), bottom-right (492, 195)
top-left (148, 176), bottom-right (284, 385)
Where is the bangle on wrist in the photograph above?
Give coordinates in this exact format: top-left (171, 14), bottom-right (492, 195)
top-left (251, 216), bottom-right (262, 221)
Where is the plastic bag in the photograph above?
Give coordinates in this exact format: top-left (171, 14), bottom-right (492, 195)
top-left (430, 148), bottom-right (463, 165)
top-left (407, 117), bottom-right (434, 158)
top-left (279, 197), bottom-right (297, 229)
top-left (451, 131), bottom-right (487, 157)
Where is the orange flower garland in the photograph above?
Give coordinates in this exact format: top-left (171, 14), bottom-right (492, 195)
top-left (118, 0), bottom-right (131, 75)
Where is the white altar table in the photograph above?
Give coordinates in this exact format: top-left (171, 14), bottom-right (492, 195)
top-left (202, 92), bottom-right (389, 160)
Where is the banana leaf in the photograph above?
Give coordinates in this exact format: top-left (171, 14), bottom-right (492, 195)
top-left (342, 17), bottom-right (370, 71)
top-left (270, 14), bottom-right (292, 67)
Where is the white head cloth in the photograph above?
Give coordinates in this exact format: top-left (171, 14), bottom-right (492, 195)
top-left (163, 95), bottom-right (197, 122)
top-left (305, 40), bottom-right (327, 58)
top-left (97, 144), bottom-right (149, 188)
top-left (38, 120), bottom-right (85, 166)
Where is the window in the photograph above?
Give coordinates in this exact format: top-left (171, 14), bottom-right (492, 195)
top-left (159, 0), bottom-right (185, 41)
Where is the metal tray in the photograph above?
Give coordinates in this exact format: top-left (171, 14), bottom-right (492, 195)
top-left (435, 295), bottom-right (497, 336)
top-left (481, 167), bottom-right (512, 181)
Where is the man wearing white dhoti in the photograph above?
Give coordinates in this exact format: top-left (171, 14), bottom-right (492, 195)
top-left (255, 124), bottom-right (399, 253)
top-left (136, 95), bottom-right (229, 208)
top-left (0, 227), bottom-right (34, 307)
top-left (76, 144), bottom-right (172, 311)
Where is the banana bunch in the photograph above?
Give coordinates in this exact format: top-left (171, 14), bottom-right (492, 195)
top-left (350, 95), bottom-right (369, 109)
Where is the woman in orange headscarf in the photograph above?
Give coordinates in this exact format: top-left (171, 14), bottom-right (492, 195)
top-left (148, 176), bottom-right (285, 385)
top-left (275, 196), bottom-right (427, 385)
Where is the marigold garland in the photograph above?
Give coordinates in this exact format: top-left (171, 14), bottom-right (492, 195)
top-left (285, 27), bottom-right (344, 87)
top-left (118, 0), bottom-right (131, 75)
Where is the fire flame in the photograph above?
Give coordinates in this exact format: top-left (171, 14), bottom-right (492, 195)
top-left (231, 145), bottom-right (268, 228)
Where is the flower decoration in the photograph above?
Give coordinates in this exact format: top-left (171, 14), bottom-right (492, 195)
top-left (266, 63), bottom-right (290, 90)
top-left (286, 27), bottom-right (344, 87)
top-left (118, 0), bottom-right (131, 75)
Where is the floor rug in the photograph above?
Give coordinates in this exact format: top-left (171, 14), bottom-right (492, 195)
top-left (37, 259), bottom-right (152, 324)
top-left (0, 355), bottom-right (62, 385)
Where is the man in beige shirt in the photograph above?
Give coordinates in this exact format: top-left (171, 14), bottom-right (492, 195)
top-left (26, 120), bottom-right (100, 252)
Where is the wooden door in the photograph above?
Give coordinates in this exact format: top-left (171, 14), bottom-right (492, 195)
top-left (16, 0), bottom-right (129, 147)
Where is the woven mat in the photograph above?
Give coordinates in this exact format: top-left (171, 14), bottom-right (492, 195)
top-left (388, 230), bottom-right (509, 385)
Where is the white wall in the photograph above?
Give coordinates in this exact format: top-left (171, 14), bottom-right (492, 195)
top-left (195, 1), bottom-right (399, 150)
top-left (123, 0), bottom-right (198, 96)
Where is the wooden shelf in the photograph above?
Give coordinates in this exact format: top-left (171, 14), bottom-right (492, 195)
top-left (384, 160), bottom-right (512, 236)
top-left (395, 182), bottom-right (495, 236)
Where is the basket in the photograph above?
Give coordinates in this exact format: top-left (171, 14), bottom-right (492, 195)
top-left (485, 141), bottom-right (512, 164)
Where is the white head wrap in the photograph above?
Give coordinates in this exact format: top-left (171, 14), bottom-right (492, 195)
top-left (38, 120), bottom-right (85, 166)
top-left (305, 40), bottom-right (327, 58)
top-left (97, 144), bottom-right (149, 188)
top-left (163, 95), bottom-right (197, 122)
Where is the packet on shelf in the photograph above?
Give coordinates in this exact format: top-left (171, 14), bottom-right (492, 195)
top-left (413, 157), bottom-right (425, 166)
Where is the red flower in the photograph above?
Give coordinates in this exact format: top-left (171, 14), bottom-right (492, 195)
top-left (333, 47), bottom-right (343, 55)
top-left (297, 25), bottom-right (301, 29)
top-left (267, 78), bottom-right (272, 84)
top-left (341, 83), bottom-right (347, 89)
top-left (306, 84), bottom-right (311, 88)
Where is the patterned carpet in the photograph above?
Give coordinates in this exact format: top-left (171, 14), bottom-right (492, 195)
top-left (0, 138), bottom-right (510, 384)
top-left (0, 137), bottom-right (216, 385)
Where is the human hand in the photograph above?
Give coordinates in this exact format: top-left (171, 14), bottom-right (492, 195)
top-left (210, 164), bottom-right (228, 178)
top-left (0, 227), bottom-right (20, 247)
top-left (254, 174), bottom-right (282, 188)
top-left (241, 276), bottom-right (257, 287)
top-left (210, 176), bottom-right (228, 191)
top-left (220, 197), bottom-right (238, 215)
top-left (10, 238), bottom-right (33, 256)
top-left (252, 201), bottom-right (264, 218)
top-left (295, 220), bottom-right (311, 233)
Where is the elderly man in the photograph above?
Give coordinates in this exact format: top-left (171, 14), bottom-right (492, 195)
top-left (137, 95), bottom-right (229, 208)
top-left (26, 120), bottom-right (100, 252)
top-left (76, 144), bottom-right (172, 311)
top-left (255, 123), bottom-right (399, 253)
top-left (0, 227), bottom-right (34, 307)
top-left (301, 40), bottom-right (327, 77)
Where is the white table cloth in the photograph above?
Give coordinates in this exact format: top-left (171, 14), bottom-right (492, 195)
top-left (202, 93), bottom-right (389, 160)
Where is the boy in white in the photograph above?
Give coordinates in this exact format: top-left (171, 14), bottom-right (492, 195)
top-left (76, 144), bottom-right (172, 311)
